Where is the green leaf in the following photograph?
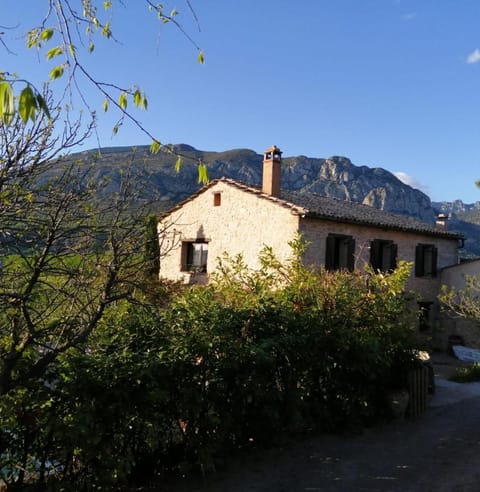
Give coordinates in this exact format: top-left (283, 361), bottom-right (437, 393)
top-left (118, 92), bottom-right (127, 110)
top-left (0, 81), bottom-right (15, 126)
top-left (133, 90), bottom-right (142, 107)
top-left (197, 50), bottom-right (205, 64)
top-left (102, 99), bottom-right (109, 112)
top-left (88, 42), bottom-right (95, 53)
top-left (150, 140), bottom-right (161, 154)
top-left (46, 46), bottom-right (64, 60)
top-left (68, 44), bottom-right (76, 57)
top-left (18, 86), bottom-right (37, 123)
top-left (26, 29), bottom-right (40, 49)
top-left (50, 65), bottom-right (64, 80)
top-left (102, 21), bottom-right (112, 38)
top-left (198, 162), bottom-right (209, 184)
top-left (36, 94), bottom-right (51, 119)
top-left (40, 29), bottom-right (54, 42)
top-left (103, 1), bottom-right (112, 9)
top-left (175, 156), bottom-right (182, 173)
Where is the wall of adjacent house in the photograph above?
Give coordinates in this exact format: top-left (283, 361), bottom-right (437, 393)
top-left (299, 217), bottom-right (459, 302)
top-left (157, 181), bottom-right (300, 283)
top-left (437, 259), bottom-right (480, 350)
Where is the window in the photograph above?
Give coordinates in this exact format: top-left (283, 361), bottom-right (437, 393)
top-left (181, 240), bottom-right (208, 273)
top-left (415, 244), bottom-right (438, 277)
top-left (213, 192), bottom-right (221, 206)
top-left (325, 234), bottom-right (355, 271)
top-left (370, 239), bottom-right (397, 273)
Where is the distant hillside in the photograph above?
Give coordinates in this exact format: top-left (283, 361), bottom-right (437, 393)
top-left (54, 144), bottom-right (479, 256)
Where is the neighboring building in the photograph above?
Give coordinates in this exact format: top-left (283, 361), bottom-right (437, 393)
top-left (438, 259), bottom-right (480, 349)
top-left (158, 145), bottom-right (463, 335)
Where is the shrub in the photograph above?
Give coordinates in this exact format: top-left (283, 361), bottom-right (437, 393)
top-left (451, 363), bottom-right (480, 383)
top-left (0, 238), bottom-right (419, 489)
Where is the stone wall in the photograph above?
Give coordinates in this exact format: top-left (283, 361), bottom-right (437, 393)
top-left (158, 181), bottom-right (300, 283)
top-left (299, 217), bottom-right (459, 302)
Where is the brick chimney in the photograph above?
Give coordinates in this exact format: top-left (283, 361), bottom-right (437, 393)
top-left (262, 145), bottom-right (282, 197)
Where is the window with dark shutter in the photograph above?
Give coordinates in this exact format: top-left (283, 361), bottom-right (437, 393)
top-left (325, 234), bottom-right (355, 271)
top-left (370, 239), bottom-right (397, 273)
top-left (415, 244), bottom-right (437, 277)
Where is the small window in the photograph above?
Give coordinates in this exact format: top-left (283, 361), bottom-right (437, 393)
top-left (181, 241), bottom-right (208, 273)
top-left (370, 239), bottom-right (397, 273)
top-left (213, 193), bottom-right (221, 206)
top-left (325, 234), bottom-right (355, 271)
top-left (415, 244), bottom-right (438, 278)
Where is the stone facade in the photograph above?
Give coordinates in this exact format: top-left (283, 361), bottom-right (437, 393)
top-left (300, 217), bottom-right (458, 301)
top-left (158, 180), bottom-right (300, 284)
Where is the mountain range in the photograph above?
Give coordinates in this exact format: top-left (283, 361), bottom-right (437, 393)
top-left (63, 144), bottom-right (480, 257)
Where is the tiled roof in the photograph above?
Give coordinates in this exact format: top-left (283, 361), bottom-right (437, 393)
top-left (280, 190), bottom-right (462, 238)
top-left (160, 178), bottom-right (463, 240)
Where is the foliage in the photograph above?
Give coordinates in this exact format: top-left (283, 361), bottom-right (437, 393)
top-left (0, 95), bottom-right (173, 488)
top-left (450, 362), bottom-right (480, 383)
top-left (440, 274), bottom-right (480, 321)
top-left (1, 237), bottom-right (420, 489)
top-left (143, 214), bottom-right (161, 278)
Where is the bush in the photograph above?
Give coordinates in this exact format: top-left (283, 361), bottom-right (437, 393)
top-left (0, 238), bottom-right (420, 490)
top-left (451, 363), bottom-right (480, 383)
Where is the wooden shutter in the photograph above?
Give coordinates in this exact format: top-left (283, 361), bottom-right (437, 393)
top-left (347, 237), bottom-right (355, 271)
top-left (370, 239), bottom-right (382, 271)
top-left (431, 246), bottom-right (438, 277)
top-left (415, 244), bottom-right (424, 277)
top-left (390, 243), bottom-right (398, 271)
top-left (325, 235), bottom-right (337, 271)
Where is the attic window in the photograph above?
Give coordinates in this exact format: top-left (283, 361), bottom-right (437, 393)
top-left (213, 192), bottom-right (221, 207)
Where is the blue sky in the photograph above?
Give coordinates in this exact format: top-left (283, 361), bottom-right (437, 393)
top-left (3, 1), bottom-right (480, 203)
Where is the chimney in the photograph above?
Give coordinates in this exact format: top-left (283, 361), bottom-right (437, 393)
top-left (262, 145), bottom-right (282, 197)
top-left (436, 213), bottom-right (449, 230)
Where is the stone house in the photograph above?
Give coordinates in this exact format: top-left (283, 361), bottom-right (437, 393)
top-left (158, 145), bottom-right (463, 334)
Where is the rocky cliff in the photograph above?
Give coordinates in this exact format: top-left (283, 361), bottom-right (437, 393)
top-left (61, 144), bottom-right (478, 255)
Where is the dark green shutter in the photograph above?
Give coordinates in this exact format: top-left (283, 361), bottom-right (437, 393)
top-left (347, 237), bottom-right (355, 271)
top-left (431, 246), bottom-right (438, 277)
top-left (325, 235), bottom-right (336, 270)
top-left (390, 243), bottom-right (398, 271)
top-left (415, 244), bottom-right (424, 277)
top-left (370, 239), bottom-right (381, 271)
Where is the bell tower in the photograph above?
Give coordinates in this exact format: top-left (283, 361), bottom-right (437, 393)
top-left (262, 145), bottom-right (282, 197)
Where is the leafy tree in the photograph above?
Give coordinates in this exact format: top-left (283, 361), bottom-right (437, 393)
top-left (0, 98), bottom-right (160, 392)
top-left (0, 1), bottom-right (209, 180)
